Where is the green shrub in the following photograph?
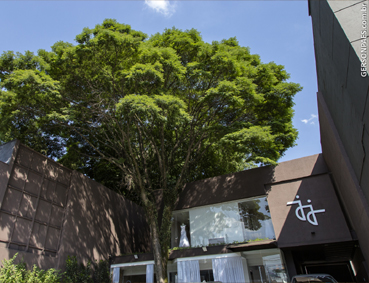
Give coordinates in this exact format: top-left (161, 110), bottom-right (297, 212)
top-left (93, 260), bottom-right (110, 283)
top-left (0, 254), bottom-right (26, 283)
top-left (25, 265), bottom-right (61, 283)
top-left (0, 254), bottom-right (61, 283)
top-left (64, 255), bottom-right (93, 283)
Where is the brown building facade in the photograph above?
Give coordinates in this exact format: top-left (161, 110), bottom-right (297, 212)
top-left (309, 0), bottom-right (369, 279)
top-left (111, 154), bottom-right (364, 283)
top-left (0, 140), bottom-right (150, 270)
top-left (0, 140), bottom-right (365, 282)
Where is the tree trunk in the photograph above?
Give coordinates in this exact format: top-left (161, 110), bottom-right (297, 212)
top-left (149, 212), bottom-right (168, 283)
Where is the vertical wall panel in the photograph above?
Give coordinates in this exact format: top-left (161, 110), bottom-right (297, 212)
top-left (45, 227), bottom-right (60, 250)
top-left (50, 206), bottom-right (63, 227)
top-left (2, 189), bottom-right (22, 214)
top-left (54, 184), bottom-right (67, 207)
top-left (12, 218), bottom-right (32, 244)
top-left (8, 165), bottom-right (27, 189)
top-left (16, 148), bottom-right (33, 169)
top-left (24, 171), bottom-right (42, 195)
top-left (30, 223), bottom-right (47, 248)
top-left (35, 200), bottom-right (52, 223)
top-left (0, 213), bottom-right (15, 242)
top-left (18, 195), bottom-right (37, 219)
top-left (30, 154), bottom-right (46, 173)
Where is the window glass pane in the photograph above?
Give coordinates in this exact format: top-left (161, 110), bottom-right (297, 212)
top-left (168, 258), bottom-right (213, 283)
top-left (239, 197), bottom-right (275, 241)
top-left (242, 249), bottom-right (288, 283)
top-left (120, 265), bottom-right (152, 283)
top-left (189, 202), bottom-right (244, 246)
top-left (200, 270), bottom-right (214, 282)
top-left (171, 196), bottom-right (275, 247)
top-left (171, 211), bottom-right (190, 248)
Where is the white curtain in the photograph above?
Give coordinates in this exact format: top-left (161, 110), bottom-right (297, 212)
top-left (177, 260), bottom-right (201, 282)
top-left (113, 267), bottom-right (120, 283)
top-left (146, 264), bottom-right (154, 283)
top-left (212, 257), bottom-right (246, 283)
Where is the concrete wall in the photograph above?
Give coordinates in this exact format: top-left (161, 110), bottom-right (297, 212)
top-left (0, 142), bottom-right (150, 270)
top-left (327, 0), bottom-right (368, 60)
top-left (309, 0), bottom-right (369, 274)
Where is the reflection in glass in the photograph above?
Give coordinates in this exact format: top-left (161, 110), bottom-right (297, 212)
top-left (243, 249), bottom-right (288, 283)
top-left (171, 211), bottom-right (190, 248)
top-left (119, 265), bottom-right (153, 283)
top-left (171, 196), bottom-right (275, 248)
top-left (189, 202), bottom-right (244, 246)
top-left (239, 197), bottom-right (275, 241)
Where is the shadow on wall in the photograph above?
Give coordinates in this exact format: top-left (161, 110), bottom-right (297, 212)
top-left (57, 171), bottom-right (150, 269)
top-left (266, 155), bottom-right (357, 281)
top-left (0, 144), bottom-right (71, 269)
top-left (176, 165), bottom-right (276, 210)
top-left (176, 154), bottom-right (329, 211)
top-left (0, 143), bottom-right (151, 271)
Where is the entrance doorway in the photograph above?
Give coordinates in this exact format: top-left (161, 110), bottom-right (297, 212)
top-left (304, 263), bottom-right (355, 282)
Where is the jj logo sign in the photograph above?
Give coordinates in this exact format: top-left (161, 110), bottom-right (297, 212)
top-left (287, 195), bottom-right (325, 226)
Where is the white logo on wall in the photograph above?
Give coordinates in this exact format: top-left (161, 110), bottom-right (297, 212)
top-left (287, 195), bottom-right (325, 226)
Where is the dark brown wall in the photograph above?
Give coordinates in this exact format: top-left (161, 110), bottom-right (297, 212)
top-left (309, 0), bottom-right (369, 271)
top-left (175, 153), bottom-right (351, 248)
top-left (176, 154), bottom-right (328, 210)
top-left (0, 143), bottom-right (70, 268)
top-left (57, 171), bottom-right (150, 269)
top-left (267, 174), bottom-right (352, 248)
top-left (0, 142), bottom-right (150, 270)
top-left (318, 92), bottom-right (369, 268)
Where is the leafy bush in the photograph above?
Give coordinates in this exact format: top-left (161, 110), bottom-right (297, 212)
top-left (0, 254), bottom-right (26, 283)
top-left (64, 255), bottom-right (93, 283)
top-left (93, 260), bottom-right (110, 283)
top-left (0, 254), bottom-right (61, 283)
top-left (0, 254), bottom-right (110, 283)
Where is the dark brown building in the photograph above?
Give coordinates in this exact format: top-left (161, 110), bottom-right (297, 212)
top-left (111, 154), bottom-right (361, 283)
top-left (0, 140), bottom-right (364, 282)
top-left (0, 2), bottom-right (367, 281)
top-left (309, 0), bottom-right (368, 279)
top-left (0, 140), bottom-right (150, 270)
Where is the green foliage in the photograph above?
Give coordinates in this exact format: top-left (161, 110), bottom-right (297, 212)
top-left (63, 256), bottom-right (111, 283)
top-left (64, 256), bottom-right (93, 283)
top-left (0, 254), bottom-right (26, 283)
top-left (0, 19), bottom-right (301, 187)
top-left (0, 254), bottom-right (61, 283)
top-left (0, 19), bottom-right (302, 281)
top-left (92, 260), bottom-right (110, 283)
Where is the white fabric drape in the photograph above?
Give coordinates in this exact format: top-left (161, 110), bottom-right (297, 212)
top-left (212, 257), bottom-right (246, 283)
top-left (146, 264), bottom-right (154, 283)
top-left (177, 260), bottom-right (201, 282)
top-left (112, 267), bottom-right (120, 283)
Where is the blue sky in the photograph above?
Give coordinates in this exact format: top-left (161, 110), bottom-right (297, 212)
top-left (0, 0), bottom-right (321, 163)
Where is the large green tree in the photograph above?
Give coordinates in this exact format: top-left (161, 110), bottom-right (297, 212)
top-left (0, 19), bottom-right (301, 282)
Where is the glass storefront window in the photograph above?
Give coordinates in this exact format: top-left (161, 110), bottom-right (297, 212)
top-left (171, 196), bottom-right (275, 248)
top-left (242, 249), bottom-right (288, 283)
top-left (239, 197), bottom-right (275, 241)
top-left (168, 258), bottom-right (215, 283)
top-left (117, 264), bottom-right (156, 283)
top-left (167, 250), bottom-right (287, 283)
top-left (171, 211), bottom-right (191, 248)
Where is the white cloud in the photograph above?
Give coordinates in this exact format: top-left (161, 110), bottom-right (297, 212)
top-left (301, 114), bottom-right (318, 124)
top-left (145, 0), bottom-right (176, 17)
